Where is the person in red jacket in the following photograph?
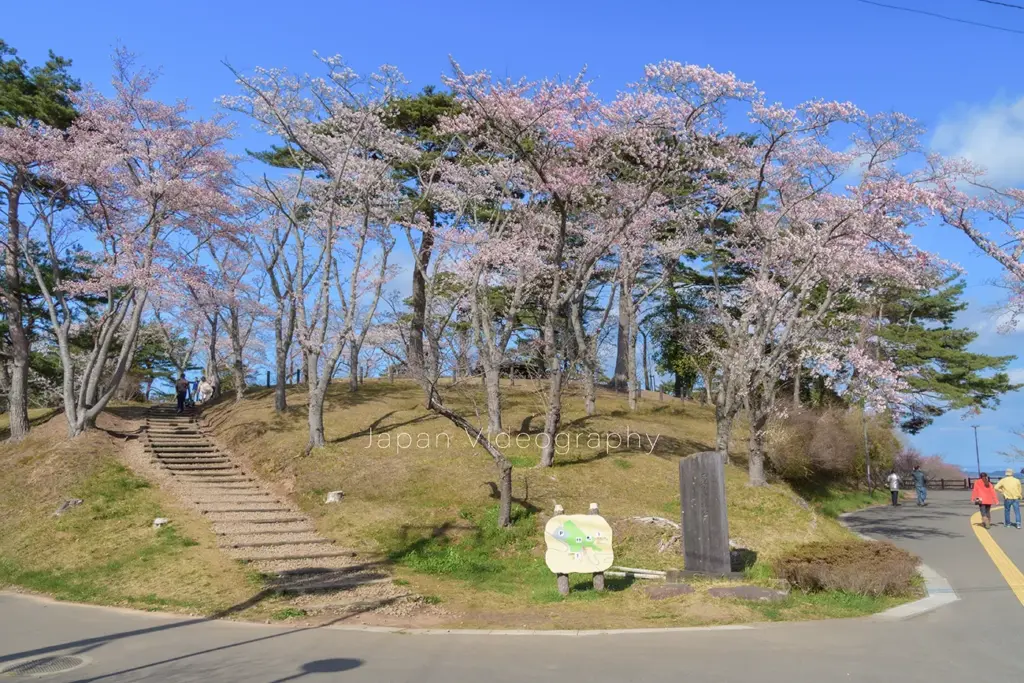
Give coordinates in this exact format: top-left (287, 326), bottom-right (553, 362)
top-left (972, 473), bottom-right (999, 529)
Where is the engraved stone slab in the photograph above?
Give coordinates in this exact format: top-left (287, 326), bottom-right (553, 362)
top-left (679, 451), bottom-right (731, 575)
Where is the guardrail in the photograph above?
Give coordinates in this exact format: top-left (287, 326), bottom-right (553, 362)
top-left (899, 477), bottom-right (1011, 490)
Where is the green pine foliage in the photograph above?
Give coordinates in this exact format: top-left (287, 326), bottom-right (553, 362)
top-left (876, 277), bottom-right (1020, 433)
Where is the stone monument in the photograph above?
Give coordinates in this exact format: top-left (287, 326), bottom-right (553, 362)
top-left (679, 450), bottom-right (731, 575)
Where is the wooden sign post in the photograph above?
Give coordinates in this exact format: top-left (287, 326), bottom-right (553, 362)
top-left (679, 451), bottom-right (731, 575)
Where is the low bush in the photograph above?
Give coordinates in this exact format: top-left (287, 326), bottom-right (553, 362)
top-left (773, 539), bottom-right (919, 597)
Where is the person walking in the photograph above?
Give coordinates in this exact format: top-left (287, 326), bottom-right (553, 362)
top-left (198, 376), bottom-right (214, 404)
top-left (174, 373), bottom-right (189, 414)
top-left (972, 473), bottom-right (999, 529)
top-left (886, 469), bottom-right (901, 507)
top-left (912, 465), bottom-right (928, 506)
top-left (995, 468), bottom-right (1022, 529)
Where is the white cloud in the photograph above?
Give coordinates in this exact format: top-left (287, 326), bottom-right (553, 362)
top-left (1008, 368), bottom-right (1024, 385)
top-left (932, 95), bottom-right (1024, 186)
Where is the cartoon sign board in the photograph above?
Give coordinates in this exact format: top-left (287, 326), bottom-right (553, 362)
top-left (544, 514), bottom-right (614, 574)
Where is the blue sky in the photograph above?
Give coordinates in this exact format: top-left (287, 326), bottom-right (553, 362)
top-left (6, 0), bottom-right (1024, 470)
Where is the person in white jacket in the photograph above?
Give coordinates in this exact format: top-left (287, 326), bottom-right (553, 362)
top-left (197, 377), bottom-right (214, 404)
top-left (886, 470), bottom-right (901, 507)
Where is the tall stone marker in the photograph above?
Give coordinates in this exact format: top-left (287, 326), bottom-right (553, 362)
top-left (679, 451), bottom-right (731, 575)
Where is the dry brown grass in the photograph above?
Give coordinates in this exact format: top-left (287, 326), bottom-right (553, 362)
top-left (774, 539), bottom-right (920, 597)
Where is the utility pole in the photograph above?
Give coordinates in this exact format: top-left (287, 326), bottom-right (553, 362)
top-left (972, 425), bottom-right (982, 477)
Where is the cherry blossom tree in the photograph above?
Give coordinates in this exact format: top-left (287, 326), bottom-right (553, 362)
top-left (673, 83), bottom-right (945, 484)
top-left (225, 56), bottom-right (406, 451)
top-left (11, 52), bottom-right (232, 437)
top-left (443, 60), bottom-right (753, 467)
top-left (933, 164), bottom-right (1024, 329)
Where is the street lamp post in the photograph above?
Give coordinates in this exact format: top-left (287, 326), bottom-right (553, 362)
top-left (972, 425), bottom-right (982, 477)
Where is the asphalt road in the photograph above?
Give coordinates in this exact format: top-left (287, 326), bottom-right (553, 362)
top-left (2, 489), bottom-right (1022, 682)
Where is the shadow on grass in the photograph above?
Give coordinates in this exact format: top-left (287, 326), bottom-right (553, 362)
top-left (0, 407), bottom-right (61, 441)
top-left (553, 434), bottom-right (711, 468)
top-left (330, 412), bottom-right (435, 445)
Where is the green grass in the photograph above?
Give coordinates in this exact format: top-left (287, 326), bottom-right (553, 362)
top-left (0, 421), bottom-right (260, 616)
top-left (271, 608), bottom-right (308, 620)
top-left (387, 504), bottom-right (551, 598)
top-left (792, 484), bottom-right (891, 518)
top-left (745, 589), bottom-right (904, 622)
top-left (0, 464), bottom-right (206, 605)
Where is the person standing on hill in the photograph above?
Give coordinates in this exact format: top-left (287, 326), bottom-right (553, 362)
top-left (995, 468), bottom-right (1022, 529)
top-left (972, 473), bottom-right (999, 529)
top-left (886, 470), bottom-right (901, 507)
top-left (174, 373), bottom-right (189, 414)
top-left (912, 465), bottom-right (928, 506)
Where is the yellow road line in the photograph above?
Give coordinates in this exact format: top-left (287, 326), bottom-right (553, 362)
top-left (971, 507), bottom-right (1024, 607)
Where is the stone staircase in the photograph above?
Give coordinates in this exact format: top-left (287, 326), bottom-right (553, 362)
top-left (144, 405), bottom-right (387, 593)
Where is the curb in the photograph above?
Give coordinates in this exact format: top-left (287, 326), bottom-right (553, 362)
top-left (837, 512), bottom-right (960, 620)
top-left (871, 564), bottom-right (958, 621)
top-left (322, 624), bottom-right (755, 636)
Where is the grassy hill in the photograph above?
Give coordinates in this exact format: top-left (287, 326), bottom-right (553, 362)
top-left (0, 409), bottom-right (260, 615)
top-left (0, 382), bottom-right (913, 628)
top-left (196, 380), bottom-right (902, 628)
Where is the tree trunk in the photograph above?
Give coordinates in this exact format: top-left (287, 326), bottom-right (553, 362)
top-left (641, 330), bottom-right (651, 391)
top-left (626, 311), bottom-right (639, 411)
top-left (229, 308), bottom-right (246, 403)
top-left (274, 313), bottom-right (289, 412)
top-left (206, 315), bottom-right (220, 397)
top-left (613, 307), bottom-right (628, 391)
top-left (409, 227), bottom-right (433, 406)
top-left (498, 461), bottom-right (513, 528)
top-left (483, 363), bottom-right (502, 434)
top-left (348, 340), bottom-right (359, 392)
top-left (792, 360), bottom-right (800, 406)
top-left (715, 405), bottom-right (734, 459)
top-left (425, 388), bottom-right (514, 528)
top-left (307, 389), bottom-right (326, 451)
top-left (539, 367), bottom-right (563, 467)
top-left (748, 410), bottom-right (768, 486)
top-left (583, 369), bottom-right (596, 416)
top-left (5, 176), bottom-right (31, 441)
top-left (673, 373), bottom-right (683, 398)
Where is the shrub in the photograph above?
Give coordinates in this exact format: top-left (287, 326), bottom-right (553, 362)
top-left (768, 408), bottom-right (900, 484)
top-left (773, 539), bottom-right (919, 597)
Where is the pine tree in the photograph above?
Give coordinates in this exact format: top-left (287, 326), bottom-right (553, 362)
top-left (875, 277), bottom-right (1020, 433)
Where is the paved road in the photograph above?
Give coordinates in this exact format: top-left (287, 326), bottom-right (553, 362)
top-left (3, 490), bottom-right (1023, 682)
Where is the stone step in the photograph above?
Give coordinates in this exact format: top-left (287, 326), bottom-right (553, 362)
top-left (206, 516), bottom-right (307, 524)
top-left (225, 537), bottom-right (329, 548)
top-left (153, 457), bottom-right (230, 464)
top-left (272, 576), bottom-right (391, 594)
top-left (190, 485), bottom-right (261, 491)
top-left (164, 464), bottom-right (237, 472)
top-left (146, 438), bottom-right (211, 443)
top-left (194, 499), bottom-right (278, 505)
top-left (200, 507), bottom-right (291, 513)
top-left (214, 525), bottom-right (315, 535)
top-left (173, 476), bottom-right (252, 483)
top-left (235, 550), bottom-right (358, 562)
top-left (147, 445), bottom-right (219, 450)
top-left (251, 558), bottom-right (367, 574)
